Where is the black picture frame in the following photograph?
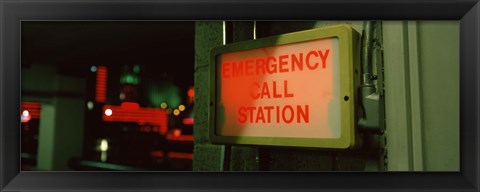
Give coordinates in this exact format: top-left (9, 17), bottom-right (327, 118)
top-left (1, 0), bottom-right (478, 191)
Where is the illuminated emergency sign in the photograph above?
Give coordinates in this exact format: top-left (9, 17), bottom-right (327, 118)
top-left (210, 25), bottom-right (360, 149)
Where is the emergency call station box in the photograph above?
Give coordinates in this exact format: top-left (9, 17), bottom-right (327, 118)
top-left (209, 25), bottom-right (360, 149)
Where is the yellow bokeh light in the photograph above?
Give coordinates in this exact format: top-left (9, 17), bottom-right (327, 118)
top-left (173, 109), bottom-right (180, 116)
top-left (178, 104), bottom-right (186, 111)
top-left (100, 139), bottom-right (109, 152)
top-left (160, 102), bottom-right (167, 109)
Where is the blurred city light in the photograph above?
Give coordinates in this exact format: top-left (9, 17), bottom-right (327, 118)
top-left (100, 139), bottom-right (109, 152)
top-left (173, 109), bottom-right (180, 116)
top-left (87, 101), bottom-right (94, 110)
top-left (105, 109), bottom-right (113, 116)
top-left (22, 110), bottom-right (30, 117)
top-left (160, 102), bottom-right (167, 109)
top-left (178, 104), bottom-right (185, 111)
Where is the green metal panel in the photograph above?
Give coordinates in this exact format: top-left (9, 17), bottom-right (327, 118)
top-left (209, 25), bottom-right (360, 149)
top-left (416, 21), bottom-right (459, 171)
top-left (383, 21), bottom-right (459, 171)
top-left (51, 94), bottom-right (85, 170)
top-left (193, 21), bottom-right (226, 171)
top-left (36, 104), bottom-right (56, 171)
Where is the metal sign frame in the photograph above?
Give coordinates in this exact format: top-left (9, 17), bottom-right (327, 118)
top-left (209, 24), bottom-right (360, 149)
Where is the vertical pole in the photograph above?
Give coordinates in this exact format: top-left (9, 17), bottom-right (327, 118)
top-left (193, 21), bottom-right (226, 171)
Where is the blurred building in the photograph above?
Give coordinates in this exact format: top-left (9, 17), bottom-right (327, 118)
top-left (21, 21), bottom-right (195, 171)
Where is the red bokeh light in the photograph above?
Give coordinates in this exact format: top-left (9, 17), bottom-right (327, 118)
top-left (102, 105), bottom-right (168, 134)
top-left (187, 88), bottom-right (194, 97)
top-left (95, 66), bottom-right (108, 103)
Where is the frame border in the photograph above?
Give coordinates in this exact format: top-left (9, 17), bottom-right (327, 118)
top-left (1, 0), bottom-right (479, 191)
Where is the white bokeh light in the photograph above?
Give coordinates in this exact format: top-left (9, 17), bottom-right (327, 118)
top-left (105, 109), bottom-right (113, 116)
top-left (22, 110), bottom-right (30, 117)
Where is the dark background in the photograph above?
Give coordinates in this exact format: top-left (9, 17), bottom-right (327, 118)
top-left (21, 21), bottom-right (195, 89)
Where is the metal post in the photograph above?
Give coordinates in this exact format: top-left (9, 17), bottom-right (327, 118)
top-left (358, 21), bottom-right (384, 134)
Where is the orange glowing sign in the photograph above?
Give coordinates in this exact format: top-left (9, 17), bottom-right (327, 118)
top-left (102, 105), bottom-right (168, 134)
top-left (95, 66), bottom-right (108, 103)
top-left (210, 25), bottom-right (359, 148)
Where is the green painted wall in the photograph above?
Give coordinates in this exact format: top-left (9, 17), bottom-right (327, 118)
top-left (37, 104), bottom-right (56, 170)
top-left (383, 21), bottom-right (459, 171)
top-left (51, 92), bottom-right (85, 170)
top-left (192, 21), bottom-right (226, 171)
top-left (417, 21), bottom-right (459, 171)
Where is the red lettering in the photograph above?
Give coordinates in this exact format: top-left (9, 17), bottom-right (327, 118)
top-left (276, 106), bottom-right (280, 123)
top-left (306, 51), bottom-right (319, 70)
top-left (232, 61), bottom-right (244, 77)
top-left (264, 106), bottom-right (274, 123)
top-left (238, 107), bottom-right (246, 123)
top-left (284, 80), bottom-right (294, 98)
top-left (318, 49), bottom-right (330, 69)
top-left (297, 105), bottom-right (309, 123)
top-left (237, 105), bottom-right (309, 124)
top-left (223, 49), bottom-right (329, 79)
top-left (291, 53), bottom-right (303, 72)
top-left (245, 59), bottom-right (254, 76)
top-left (222, 62), bottom-right (230, 79)
top-left (266, 57), bottom-right (277, 74)
top-left (282, 105), bottom-right (294, 124)
top-left (278, 54), bottom-right (289, 73)
top-left (247, 106), bottom-right (255, 123)
top-left (272, 81), bottom-right (281, 98)
top-left (260, 82), bottom-right (270, 99)
top-left (255, 107), bottom-right (265, 123)
top-left (255, 58), bottom-right (266, 75)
